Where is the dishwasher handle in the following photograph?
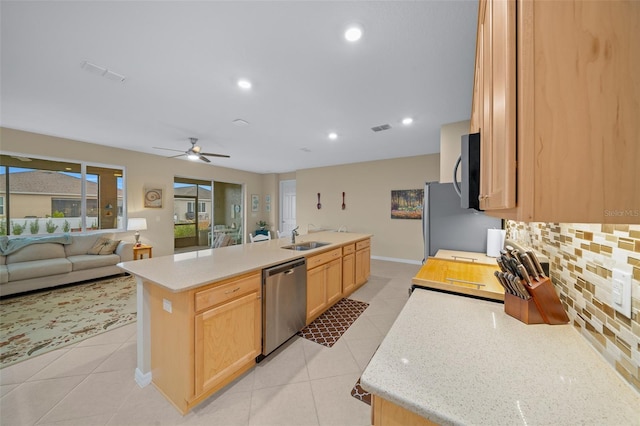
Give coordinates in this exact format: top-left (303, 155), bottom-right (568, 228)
top-left (264, 258), bottom-right (306, 277)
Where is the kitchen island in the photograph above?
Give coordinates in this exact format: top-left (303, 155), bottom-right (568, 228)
top-left (360, 289), bottom-right (640, 425)
top-left (118, 231), bottom-right (371, 414)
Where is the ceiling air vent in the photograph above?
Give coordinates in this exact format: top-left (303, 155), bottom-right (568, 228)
top-left (371, 124), bottom-right (392, 132)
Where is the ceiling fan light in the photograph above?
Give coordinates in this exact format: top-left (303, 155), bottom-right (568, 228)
top-left (187, 153), bottom-right (200, 161)
top-left (237, 79), bottom-right (252, 90)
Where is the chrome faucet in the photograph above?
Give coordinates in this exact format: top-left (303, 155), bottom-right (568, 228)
top-left (291, 226), bottom-right (299, 244)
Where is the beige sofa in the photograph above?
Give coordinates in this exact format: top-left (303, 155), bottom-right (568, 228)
top-left (0, 233), bottom-right (134, 297)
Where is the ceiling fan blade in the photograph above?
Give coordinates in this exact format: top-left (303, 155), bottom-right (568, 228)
top-left (153, 146), bottom-right (185, 153)
top-left (198, 155), bottom-right (211, 163)
top-left (168, 153), bottom-right (186, 159)
top-left (199, 152), bottom-right (231, 158)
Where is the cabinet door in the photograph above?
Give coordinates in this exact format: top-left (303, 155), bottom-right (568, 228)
top-left (194, 291), bottom-right (261, 395)
top-left (355, 247), bottom-right (371, 287)
top-left (342, 253), bottom-right (355, 295)
top-left (325, 258), bottom-right (343, 306)
top-left (306, 265), bottom-right (326, 324)
top-left (479, 0), bottom-right (516, 211)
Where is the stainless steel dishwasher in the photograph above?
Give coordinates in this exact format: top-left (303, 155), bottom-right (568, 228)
top-left (260, 258), bottom-right (307, 359)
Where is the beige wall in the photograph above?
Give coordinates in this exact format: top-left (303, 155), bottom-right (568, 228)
top-left (439, 119), bottom-right (471, 184)
top-left (296, 155), bottom-right (440, 263)
top-left (2, 127), bottom-right (439, 261)
top-left (1, 127), bottom-right (266, 256)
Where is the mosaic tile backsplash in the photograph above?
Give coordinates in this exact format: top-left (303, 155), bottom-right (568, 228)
top-left (506, 221), bottom-right (640, 392)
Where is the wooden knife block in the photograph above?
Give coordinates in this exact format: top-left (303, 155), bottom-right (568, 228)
top-left (504, 277), bottom-right (569, 325)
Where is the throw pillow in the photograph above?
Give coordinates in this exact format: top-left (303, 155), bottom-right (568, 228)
top-left (87, 237), bottom-right (121, 255)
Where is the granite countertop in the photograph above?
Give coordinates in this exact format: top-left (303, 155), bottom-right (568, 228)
top-left (361, 289), bottom-right (640, 425)
top-left (117, 231), bottom-right (371, 292)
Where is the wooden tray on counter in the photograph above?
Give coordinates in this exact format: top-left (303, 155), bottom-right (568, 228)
top-left (412, 258), bottom-right (503, 301)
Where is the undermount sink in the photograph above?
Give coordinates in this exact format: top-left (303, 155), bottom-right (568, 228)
top-left (281, 241), bottom-right (331, 251)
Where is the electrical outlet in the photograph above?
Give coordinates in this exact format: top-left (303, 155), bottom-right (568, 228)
top-left (612, 269), bottom-right (631, 318)
top-left (162, 298), bottom-right (172, 313)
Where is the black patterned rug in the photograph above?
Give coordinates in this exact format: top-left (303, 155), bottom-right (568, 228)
top-left (297, 298), bottom-right (369, 348)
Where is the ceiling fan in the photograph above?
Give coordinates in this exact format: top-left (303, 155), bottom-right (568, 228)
top-left (153, 138), bottom-right (230, 163)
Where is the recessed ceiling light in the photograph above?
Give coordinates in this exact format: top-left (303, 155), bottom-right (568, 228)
top-left (237, 79), bottom-right (252, 90)
top-left (344, 25), bottom-right (363, 42)
top-left (402, 117), bottom-right (414, 125)
top-left (328, 132), bottom-right (338, 140)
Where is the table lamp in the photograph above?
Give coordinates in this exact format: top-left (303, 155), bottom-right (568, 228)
top-left (127, 218), bottom-right (147, 246)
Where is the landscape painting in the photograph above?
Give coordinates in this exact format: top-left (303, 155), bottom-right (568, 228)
top-left (391, 189), bottom-right (423, 219)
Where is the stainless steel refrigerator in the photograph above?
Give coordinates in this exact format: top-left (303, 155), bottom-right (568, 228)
top-left (423, 182), bottom-right (502, 262)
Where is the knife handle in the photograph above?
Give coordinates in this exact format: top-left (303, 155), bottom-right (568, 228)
top-left (494, 271), bottom-right (511, 294)
top-left (519, 253), bottom-right (539, 281)
top-left (526, 250), bottom-right (546, 278)
top-left (517, 264), bottom-right (533, 286)
top-left (511, 274), bottom-right (531, 300)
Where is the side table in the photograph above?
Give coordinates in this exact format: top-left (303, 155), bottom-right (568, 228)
top-left (133, 244), bottom-right (153, 260)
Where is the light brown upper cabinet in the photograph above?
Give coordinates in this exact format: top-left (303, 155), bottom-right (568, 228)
top-left (470, 0), bottom-right (640, 224)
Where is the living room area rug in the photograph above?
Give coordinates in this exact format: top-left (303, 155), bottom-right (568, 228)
top-left (297, 298), bottom-right (369, 348)
top-left (0, 274), bottom-right (136, 368)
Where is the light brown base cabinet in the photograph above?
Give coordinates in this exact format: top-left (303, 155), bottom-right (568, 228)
top-left (147, 271), bottom-right (261, 414)
top-left (355, 239), bottom-right (371, 287)
top-left (306, 238), bottom-right (371, 324)
top-left (306, 247), bottom-right (342, 324)
top-left (372, 395), bottom-right (438, 426)
top-left (342, 243), bottom-right (356, 296)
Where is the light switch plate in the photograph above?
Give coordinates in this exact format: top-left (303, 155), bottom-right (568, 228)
top-left (612, 269), bottom-right (631, 318)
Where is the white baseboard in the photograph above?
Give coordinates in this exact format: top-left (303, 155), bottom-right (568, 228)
top-left (371, 255), bottom-right (422, 265)
top-left (135, 368), bottom-right (152, 388)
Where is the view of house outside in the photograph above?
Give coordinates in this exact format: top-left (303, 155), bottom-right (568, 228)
top-left (0, 155), bottom-right (124, 236)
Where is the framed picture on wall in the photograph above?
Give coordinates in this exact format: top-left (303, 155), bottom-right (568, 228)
top-left (144, 188), bottom-right (163, 208)
top-left (251, 194), bottom-right (259, 212)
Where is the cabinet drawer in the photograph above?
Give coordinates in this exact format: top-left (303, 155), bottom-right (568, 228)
top-left (356, 239), bottom-right (370, 250)
top-left (195, 273), bottom-right (261, 312)
top-left (342, 244), bottom-right (355, 255)
top-left (307, 248), bottom-right (342, 269)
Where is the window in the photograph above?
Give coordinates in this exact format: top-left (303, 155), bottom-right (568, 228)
top-left (0, 154), bottom-right (125, 235)
top-left (0, 196), bottom-right (4, 216)
top-left (199, 202), bottom-right (206, 213)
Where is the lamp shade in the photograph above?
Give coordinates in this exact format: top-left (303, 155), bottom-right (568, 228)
top-left (127, 218), bottom-right (147, 231)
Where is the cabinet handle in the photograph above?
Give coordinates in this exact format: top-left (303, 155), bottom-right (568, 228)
top-left (225, 287), bottom-right (241, 294)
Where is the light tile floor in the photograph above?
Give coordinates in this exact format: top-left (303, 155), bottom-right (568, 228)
top-left (0, 260), bottom-right (420, 426)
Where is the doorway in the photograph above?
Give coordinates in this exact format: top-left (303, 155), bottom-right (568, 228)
top-left (212, 181), bottom-right (244, 246)
top-left (279, 180), bottom-right (296, 236)
top-left (173, 177), bottom-right (212, 250)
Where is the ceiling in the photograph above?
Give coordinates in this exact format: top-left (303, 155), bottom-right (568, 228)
top-left (0, 1), bottom-right (478, 174)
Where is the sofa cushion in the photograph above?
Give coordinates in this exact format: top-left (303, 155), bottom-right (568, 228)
top-left (87, 237), bottom-right (121, 255)
top-left (0, 255), bottom-right (5, 265)
top-left (0, 265), bottom-right (7, 284)
top-left (68, 254), bottom-right (120, 271)
top-left (6, 243), bottom-right (66, 264)
top-left (7, 258), bottom-right (72, 281)
top-left (64, 233), bottom-right (115, 256)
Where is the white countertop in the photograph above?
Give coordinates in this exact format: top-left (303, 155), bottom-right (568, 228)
top-left (361, 289), bottom-right (640, 426)
top-left (118, 231), bottom-right (371, 292)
